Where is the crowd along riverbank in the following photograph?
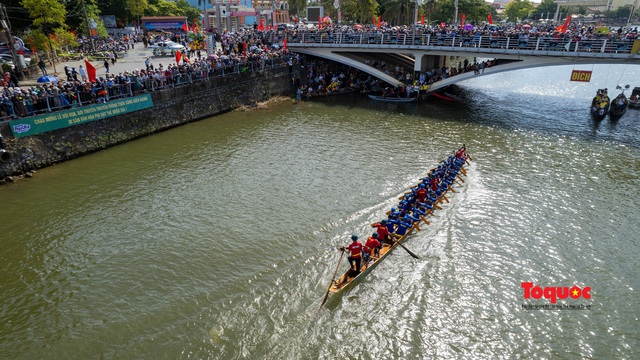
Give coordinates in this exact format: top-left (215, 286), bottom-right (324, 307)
top-left (0, 65), bottom-right (298, 184)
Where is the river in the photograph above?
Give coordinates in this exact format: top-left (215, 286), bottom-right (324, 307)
top-left (1, 64), bottom-right (639, 359)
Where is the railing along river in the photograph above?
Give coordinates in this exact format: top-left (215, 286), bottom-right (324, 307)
top-left (285, 32), bottom-right (637, 55)
top-left (1, 58), bottom-right (291, 122)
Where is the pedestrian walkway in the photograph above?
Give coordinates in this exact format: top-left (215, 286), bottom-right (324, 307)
top-left (20, 49), bottom-right (157, 87)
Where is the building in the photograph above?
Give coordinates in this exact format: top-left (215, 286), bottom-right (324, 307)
top-left (140, 16), bottom-right (188, 32)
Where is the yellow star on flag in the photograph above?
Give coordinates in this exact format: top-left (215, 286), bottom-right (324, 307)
top-left (572, 289), bottom-right (580, 297)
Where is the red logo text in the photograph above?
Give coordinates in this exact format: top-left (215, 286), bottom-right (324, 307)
top-left (521, 282), bottom-right (591, 304)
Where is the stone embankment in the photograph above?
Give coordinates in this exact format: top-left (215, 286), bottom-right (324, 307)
top-left (0, 67), bottom-right (296, 184)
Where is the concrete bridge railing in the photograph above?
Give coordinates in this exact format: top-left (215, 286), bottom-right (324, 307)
top-left (286, 32), bottom-right (639, 57)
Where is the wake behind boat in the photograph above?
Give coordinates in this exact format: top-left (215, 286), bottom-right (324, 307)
top-left (320, 146), bottom-right (472, 307)
top-left (368, 94), bottom-right (416, 103)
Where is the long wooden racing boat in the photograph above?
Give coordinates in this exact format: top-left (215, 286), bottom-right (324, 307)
top-left (328, 225), bottom-right (418, 295)
top-left (322, 147), bottom-right (471, 302)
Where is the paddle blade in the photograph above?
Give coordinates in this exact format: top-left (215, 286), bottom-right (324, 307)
top-left (399, 243), bottom-right (420, 259)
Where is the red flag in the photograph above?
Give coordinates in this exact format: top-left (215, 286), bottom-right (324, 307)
top-left (378, 16), bottom-right (381, 29)
top-left (556, 15), bottom-right (572, 33)
top-left (421, 15), bottom-right (424, 25)
top-left (488, 14), bottom-right (493, 25)
top-left (319, 16), bottom-right (322, 29)
top-left (461, 14), bottom-right (466, 26)
top-left (372, 16), bottom-right (376, 26)
top-left (259, 18), bottom-right (264, 31)
top-left (283, 37), bottom-right (287, 51)
top-left (84, 59), bottom-right (96, 83)
top-left (181, 23), bottom-right (187, 32)
top-left (176, 50), bottom-right (182, 64)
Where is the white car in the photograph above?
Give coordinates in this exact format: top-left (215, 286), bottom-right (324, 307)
top-left (149, 41), bottom-right (186, 51)
top-left (0, 53), bottom-right (32, 68)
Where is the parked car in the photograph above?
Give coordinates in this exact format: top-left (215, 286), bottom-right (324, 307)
top-left (148, 41), bottom-right (186, 51)
top-left (0, 53), bottom-right (32, 69)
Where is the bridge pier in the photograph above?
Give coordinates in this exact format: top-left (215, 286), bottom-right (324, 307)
top-left (414, 52), bottom-right (449, 76)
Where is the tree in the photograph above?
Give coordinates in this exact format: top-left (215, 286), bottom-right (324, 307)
top-left (147, 0), bottom-right (182, 17)
top-left (126, 0), bottom-right (149, 24)
top-left (378, 0), bottom-right (413, 25)
top-left (20, 0), bottom-right (67, 30)
top-left (176, 0), bottom-right (200, 25)
top-left (534, 0), bottom-right (556, 20)
top-left (288, 0), bottom-right (307, 19)
top-left (504, 0), bottom-right (534, 22)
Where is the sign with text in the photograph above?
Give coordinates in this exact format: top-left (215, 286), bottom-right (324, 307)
top-left (570, 70), bottom-right (592, 82)
top-left (9, 94), bottom-right (154, 138)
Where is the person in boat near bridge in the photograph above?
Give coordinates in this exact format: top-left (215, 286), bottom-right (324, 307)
top-left (341, 234), bottom-right (363, 274)
top-left (363, 233), bottom-right (382, 263)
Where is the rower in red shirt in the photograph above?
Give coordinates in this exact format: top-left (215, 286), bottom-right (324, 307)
top-left (342, 234), bottom-right (363, 273)
top-left (372, 219), bottom-right (391, 244)
top-left (416, 184), bottom-right (427, 202)
top-left (363, 233), bottom-right (381, 263)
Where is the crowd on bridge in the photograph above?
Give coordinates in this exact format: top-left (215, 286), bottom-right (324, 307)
top-left (4, 19), bottom-right (636, 120)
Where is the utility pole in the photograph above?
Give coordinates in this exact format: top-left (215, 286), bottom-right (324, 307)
top-left (453, 0), bottom-right (459, 27)
top-left (80, 0), bottom-right (95, 51)
top-left (0, 4), bottom-right (24, 78)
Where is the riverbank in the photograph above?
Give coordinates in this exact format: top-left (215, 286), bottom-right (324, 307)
top-left (0, 65), bottom-right (297, 184)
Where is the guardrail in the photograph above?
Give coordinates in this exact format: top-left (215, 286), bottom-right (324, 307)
top-left (1, 58), bottom-right (291, 121)
top-left (285, 33), bottom-right (637, 55)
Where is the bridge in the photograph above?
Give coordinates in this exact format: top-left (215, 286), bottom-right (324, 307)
top-left (285, 32), bottom-right (640, 91)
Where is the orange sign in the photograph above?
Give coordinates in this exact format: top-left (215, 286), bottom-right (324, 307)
top-left (570, 70), bottom-right (592, 82)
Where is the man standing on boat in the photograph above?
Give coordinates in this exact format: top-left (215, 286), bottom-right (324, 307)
top-left (341, 234), bottom-right (363, 274)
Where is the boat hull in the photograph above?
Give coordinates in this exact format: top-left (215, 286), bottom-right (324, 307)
top-left (328, 227), bottom-right (416, 296)
top-left (368, 95), bottom-right (416, 103)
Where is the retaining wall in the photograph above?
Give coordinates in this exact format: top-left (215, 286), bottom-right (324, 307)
top-left (0, 67), bottom-right (296, 183)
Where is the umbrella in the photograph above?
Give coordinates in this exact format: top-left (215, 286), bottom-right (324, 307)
top-left (522, 24), bottom-right (531, 29)
top-left (463, 24), bottom-right (474, 30)
top-left (207, 54), bottom-right (218, 60)
top-left (595, 26), bottom-right (609, 35)
top-left (36, 75), bottom-right (57, 83)
top-left (353, 24), bottom-right (363, 30)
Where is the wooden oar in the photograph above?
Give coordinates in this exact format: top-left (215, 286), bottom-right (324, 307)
top-left (397, 241), bottom-right (420, 259)
top-left (421, 216), bottom-right (430, 225)
top-left (460, 167), bottom-right (467, 176)
top-left (391, 233), bottom-right (420, 259)
top-left (413, 222), bottom-right (421, 232)
top-left (320, 249), bottom-right (345, 308)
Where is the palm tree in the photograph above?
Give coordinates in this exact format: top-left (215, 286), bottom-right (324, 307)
top-left (379, 0), bottom-right (414, 25)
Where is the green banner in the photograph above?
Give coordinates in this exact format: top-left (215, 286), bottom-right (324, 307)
top-left (9, 94), bottom-right (154, 138)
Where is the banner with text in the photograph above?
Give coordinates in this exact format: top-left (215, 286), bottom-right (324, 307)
top-left (9, 94), bottom-right (154, 138)
top-left (570, 70), bottom-right (592, 82)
